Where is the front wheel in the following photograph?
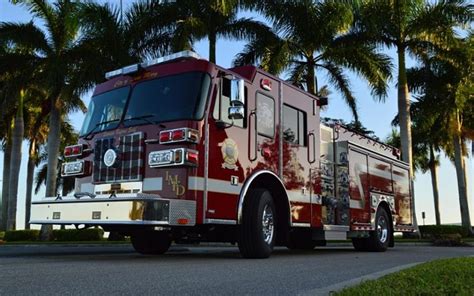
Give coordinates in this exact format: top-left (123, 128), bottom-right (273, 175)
top-left (238, 188), bottom-right (276, 258)
top-left (131, 231), bottom-right (171, 255)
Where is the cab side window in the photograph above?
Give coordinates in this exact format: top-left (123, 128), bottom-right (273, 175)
top-left (213, 78), bottom-right (246, 128)
top-left (256, 93), bottom-right (275, 138)
top-left (283, 104), bottom-right (306, 146)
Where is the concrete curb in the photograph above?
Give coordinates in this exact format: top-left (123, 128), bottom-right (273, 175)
top-left (298, 262), bottom-right (422, 296)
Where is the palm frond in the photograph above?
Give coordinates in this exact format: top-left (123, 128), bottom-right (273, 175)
top-left (318, 61), bottom-right (358, 122)
top-left (0, 21), bottom-right (50, 54)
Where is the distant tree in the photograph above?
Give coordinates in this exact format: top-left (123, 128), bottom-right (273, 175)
top-left (321, 117), bottom-right (379, 141)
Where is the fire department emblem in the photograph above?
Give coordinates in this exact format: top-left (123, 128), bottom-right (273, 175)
top-left (103, 149), bottom-right (117, 167)
top-left (219, 138), bottom-right (239, 170)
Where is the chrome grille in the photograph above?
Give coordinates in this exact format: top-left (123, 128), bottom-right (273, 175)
top-left (93, 132), bottom-right (144, 183)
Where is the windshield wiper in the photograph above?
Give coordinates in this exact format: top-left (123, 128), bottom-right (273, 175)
top-left (123, 114), bottom-right (158, 126)
top-left (83, 119), bottom-right (120, 140)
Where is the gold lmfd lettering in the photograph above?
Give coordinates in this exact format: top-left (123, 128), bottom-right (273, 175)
top-left (165, 171), bottom-right (186, 196)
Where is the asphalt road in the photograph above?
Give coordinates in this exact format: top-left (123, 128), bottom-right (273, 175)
top-left (1, 243), bottom-right (472, 295)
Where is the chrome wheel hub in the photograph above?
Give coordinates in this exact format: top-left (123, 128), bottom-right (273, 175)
top-left (262, 204), bottom-right (274, 245)
top-left (377, 215), bottom-right (388, 244)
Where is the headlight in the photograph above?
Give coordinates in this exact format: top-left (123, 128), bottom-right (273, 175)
top-left (62, 160), bottom-right (85, 176)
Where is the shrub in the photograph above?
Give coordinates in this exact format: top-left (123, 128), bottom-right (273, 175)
top-left (432, 233), bottom-right (467, 247)
top-left (0, 231), bottom-right (4, 240)
top-left (418, 225), bottom-right (469, 238)
top-left (53, 228), bottom-right (104, 241)
top-left (4, 230), bottom-right (40, 241)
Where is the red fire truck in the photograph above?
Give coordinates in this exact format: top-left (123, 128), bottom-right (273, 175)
top-left (30, 51), bottom-right (415, 258)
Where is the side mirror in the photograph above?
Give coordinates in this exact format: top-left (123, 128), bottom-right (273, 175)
top-left (228, 79), bottom-right (245, 120)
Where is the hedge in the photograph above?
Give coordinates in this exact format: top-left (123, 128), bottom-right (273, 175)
top-left (4, 230), bottom-right (40, 241)
top-left (418, 225), bottom-right (470, 238)
top-left (52, 228), bottom-right (104, 241)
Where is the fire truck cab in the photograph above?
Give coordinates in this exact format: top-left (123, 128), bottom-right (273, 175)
top-left (30, 51), bottom-right (415, 258)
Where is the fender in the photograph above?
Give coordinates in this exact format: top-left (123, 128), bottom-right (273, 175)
top-left (237, 170), bottom-right (292, 226)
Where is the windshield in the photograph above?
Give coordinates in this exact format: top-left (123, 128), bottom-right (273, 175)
top-left (80, 86), bottom-right (130, 136)
top-left (80, 72), bottom-right (211, 137)
top-left (123, 72), bottom-right (211, 126)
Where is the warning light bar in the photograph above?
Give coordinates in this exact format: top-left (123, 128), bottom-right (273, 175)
top-left (105, 51), bottom-right (202, 80)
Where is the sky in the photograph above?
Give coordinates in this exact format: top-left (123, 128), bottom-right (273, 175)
top-left (0, 0), bottom-right (473, 229)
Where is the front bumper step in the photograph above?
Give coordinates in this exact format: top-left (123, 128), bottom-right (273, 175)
top-left (30, 193), bottom-right (196, 226)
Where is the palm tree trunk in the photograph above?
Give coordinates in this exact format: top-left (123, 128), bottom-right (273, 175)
top-left (306, 64), bottom-right (316, 95)
top-left (209, 32), bottom-right (217, 64)
top-left (25, 138), bottom-right (36, 230)
top-left (428, 145), bottom-right (441, 225)
top-left (397, 46), bottom-right (413, 177)
top-left (0, 124), bottom-right (12, 231)
top-left (41, 97), bottom-right (61, 240)
top-left (397, 45), bottom-right (419, 236)
top-left (453, 110), bottom-right (472, 233)
top-left (7, 91), bottom-right (25, 231)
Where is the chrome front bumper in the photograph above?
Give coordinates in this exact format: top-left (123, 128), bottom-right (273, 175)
top-left (30, 193), bottom-right (196, 226)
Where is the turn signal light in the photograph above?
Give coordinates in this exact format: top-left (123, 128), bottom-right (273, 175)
top-left (186, 150), bottom-right (199, 166)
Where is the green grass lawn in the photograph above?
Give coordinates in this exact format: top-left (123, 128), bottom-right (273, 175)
top-left (335, 257), bottom-right (474, 296)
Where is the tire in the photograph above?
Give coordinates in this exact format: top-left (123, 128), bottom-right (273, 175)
top-left (352, 207), bottom-right (391, 252)
top-left (131, 231), bottom-right (171, 255)
top-left (238, 188), bottom-right (276, 258)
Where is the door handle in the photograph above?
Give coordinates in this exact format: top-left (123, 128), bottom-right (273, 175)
top-left (249, 110), bottom-right (257, 161)
top-left (308, 132), bottom-right (316, 164)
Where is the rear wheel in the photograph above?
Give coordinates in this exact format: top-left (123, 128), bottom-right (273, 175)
top-left (131, 231), bottom-right (171, 255)
top-left (238, 189), bottom-right (276, 258)
top-left (352, 207), bottom-right (391, 252)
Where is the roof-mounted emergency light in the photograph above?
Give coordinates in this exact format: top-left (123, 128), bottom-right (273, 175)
top-left (105, 50), bottom-right (202, 80)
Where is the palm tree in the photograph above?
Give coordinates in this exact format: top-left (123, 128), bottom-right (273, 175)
top-left (0, 45), bottom-right (36, 230)
top-left (356, 0), bottom-right (473, 179)
top-left (34, 120), bottom-right (79, 200)
top-left (234, 0), bottom-right (392, 122)
top-left (405, 36), bottom-right (473, 231)
top-left (1, 0), bottom-right (101, 237)
top-left (1, 0), bottom-right (77, 213)
top-left (0, 118), bottom-right (12, 232)
top-left (76, 1), bottom-right (176, 83)
top-left (23, 97), bottom-right (51, 230)
top-left (153, 0), bottom-right (271, 63)
top-left (449, 35), bottom-right (473, 233)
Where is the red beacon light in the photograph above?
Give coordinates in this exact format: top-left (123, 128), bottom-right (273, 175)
top-left (159, 128), bottom-right (199, 144)
top-left (64, 144), bottom-right (84, 158)
top-left (171, 129), bottom-right (185, 141)
top-left (159, 131), bottom-right (171, 143)
top-left (64, 146), bottom-right (73, 157)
